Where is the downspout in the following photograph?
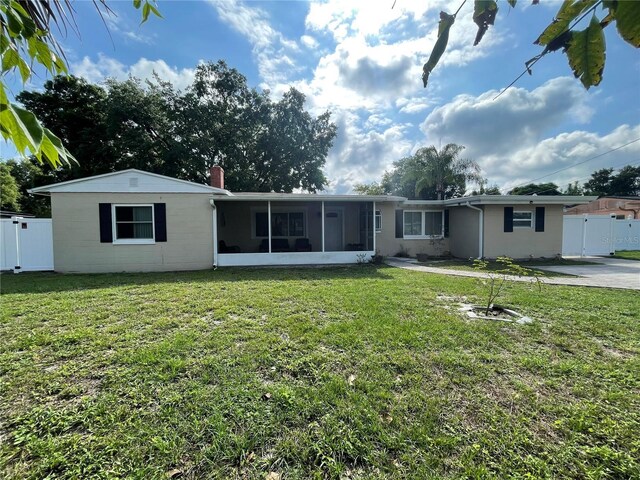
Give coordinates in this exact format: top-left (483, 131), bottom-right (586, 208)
top-left (465, 203), bottom-right (483, 259)
top-left (211, 200), bottom-right (218, 268)
top-left (321, 201), bottom-right (325, 252)
top-left (268, 201), bottom-right (272, 253)
top-left (372, 201), bottom-right (376, 253)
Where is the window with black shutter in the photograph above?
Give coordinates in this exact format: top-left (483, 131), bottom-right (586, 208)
top-left (504, 207), bottom-right (513, 232)
top-left (100, 203), bottom-right (166, 244)
top-left (535, 207), bottom-right (545, 232)
top-left (395, 209), bottom-right (403, 238)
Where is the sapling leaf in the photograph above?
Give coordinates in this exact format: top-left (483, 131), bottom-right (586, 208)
top-left (5, 8), bottom-right (24, 37)
top-left (535, 0), bottom-right (598, 46)
top-left (422, 11), bottom-right (455, 88)
top-left (43, 128), bottom-right (76, 166)
top-left (17, 55), bottom-right (31, 82)
top-left (0, 33), bottom-right (9, 55)
top-left (566, 15), bottom-right (606, 89)
top-left (141, 2), bottom-right (151, 23)
top-left (473, 0), bottom-right (498, 46)
top-left (1, 46), bottom-right (20, 73)
top-left (545, 29), bottom-right (573, 52)
top-left (612, 0), bottom-right (640, 47)
top-left (0, 103), bottom-right (43, 154)
top-left (599, 11), bottom-right (614, 29)
top-left (147, 2), bottom-right (162, 19)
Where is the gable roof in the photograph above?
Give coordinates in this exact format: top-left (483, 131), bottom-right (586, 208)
top-left (28, 169), bottom-right (231, 195)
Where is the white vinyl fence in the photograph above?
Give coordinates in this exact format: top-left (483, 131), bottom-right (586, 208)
top-left (563, 214), bottom-right (640, 256)
top-left (0, 217), bottom-right (53, 272)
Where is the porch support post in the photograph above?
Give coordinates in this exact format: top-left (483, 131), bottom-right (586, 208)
top-left (211, 201), bottom-right (218, 268)
top-left (321, 201), bottom-right (325, 252)
top-left (372, 201), bottom-right (376, 253)
top-left (268, 201), bottom-right (272, 253)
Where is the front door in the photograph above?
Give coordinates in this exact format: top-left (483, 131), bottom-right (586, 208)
top-left (324, 209), bottom-right (343, 251)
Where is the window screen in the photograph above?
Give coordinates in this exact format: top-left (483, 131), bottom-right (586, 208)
top-left (404, 211), bottom-right (422, 236)
top-left (115, 206), bottom-right (153, 239)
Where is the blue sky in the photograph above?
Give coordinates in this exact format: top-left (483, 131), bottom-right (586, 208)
top-left (4, 0), bottom-right (640, 193)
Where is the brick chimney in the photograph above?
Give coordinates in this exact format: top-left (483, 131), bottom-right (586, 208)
top-left (210, 165), bottom-right (224, 189)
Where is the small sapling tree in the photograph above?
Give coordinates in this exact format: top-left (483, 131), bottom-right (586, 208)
top-left (472, 256), bottom-right (543, 316)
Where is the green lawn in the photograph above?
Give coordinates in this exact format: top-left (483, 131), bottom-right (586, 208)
top-left (1, 267), bottom-right (639, 479)
top-left (613, 250), bottom-right (640, 261)
top-left (416, 258), bottom-right (598, 277)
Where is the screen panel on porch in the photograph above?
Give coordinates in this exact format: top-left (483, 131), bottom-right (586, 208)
top-left (323, 201), bottom-right (374, 252)
top-left (257, 202), bottom-right (321, 253)
top-left (359, 202), bottom-right (374, 251)
top-left (255, 212), bottom-right (305, 238)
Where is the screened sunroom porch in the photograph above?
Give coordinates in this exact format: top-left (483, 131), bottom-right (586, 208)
top-left (211, 194), bottom-right (389, 266)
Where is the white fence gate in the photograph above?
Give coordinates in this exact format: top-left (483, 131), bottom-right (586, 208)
top-left (614, 219), bottom-right (640, 251)
top-left (0, 217), bottom-right (54, 272)
top-left (563, 214), bottom-right (640, 256)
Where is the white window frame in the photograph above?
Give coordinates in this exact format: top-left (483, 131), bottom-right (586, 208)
top-left (251, 206), bottom-right (308, 239)
top-left (375, 210), bottom-right (382, 232)
top-left (403, 210), bottom-right (444, 239)
top-left (112, 204), bottom-right (155, 245)
top-left (513, 210), bottom-right (533, 229)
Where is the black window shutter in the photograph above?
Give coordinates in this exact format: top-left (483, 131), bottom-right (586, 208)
top-left (154, 203), bottom-right (167, 242)
top-left (444, 209), bottom-right (450, 238)
top-left (535, 207), bottom-right (545, 232)
top-left (504, 207), bottom-right (513, 232)
top-left (395, 209), bottom-right (403, 238)
top-left (99, 203), bottom-right (112, 243)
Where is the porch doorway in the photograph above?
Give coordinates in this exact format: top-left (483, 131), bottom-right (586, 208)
top-left (324, 209), bottom-right (343, 251)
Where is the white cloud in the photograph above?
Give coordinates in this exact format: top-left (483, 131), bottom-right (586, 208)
top-left (323, 111), bottom-right (415, 193)
top-left (104, 13), bottom-right (154, 45)
top-left (419, 79), bottom-right (638, 192)
top-left (493, 126), bottom-right (640, 193)
top-left (275, 1), bottom-right (512, 191)
top-left (71, 55), bottom-right (197, 90)
top-left (201, 1), bottom-right (523, 193)
top-left (302, 0), bottom-right (506, 99)
top-left (396, 95), bottom-right (436, 114)
top-left (421, 77), bottom-right (594, 157)
top-left (208, 0), bottom-right (302, 87)
top-left (300, 35), bottom-right (319, 49)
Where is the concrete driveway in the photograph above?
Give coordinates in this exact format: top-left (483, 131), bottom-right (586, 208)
top-left (386, 256), bottom-right (640, 290)
top-left (534, 256), bottom-right (640, 290)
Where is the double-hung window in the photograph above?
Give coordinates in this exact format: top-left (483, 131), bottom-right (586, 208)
top-left (113, 205), bottom-right (154, 243)
top-left (375, 210), bottom-right (382, 232)
top-left (404, 211), bottom-right (422, 236)
top-left (513, 211), bottom-right (533, 228)
top-left (403, 210), bottom-right (443, 238)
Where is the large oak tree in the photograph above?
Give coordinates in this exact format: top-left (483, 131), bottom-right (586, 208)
top-left (13, 62), bottom-right (337, 193)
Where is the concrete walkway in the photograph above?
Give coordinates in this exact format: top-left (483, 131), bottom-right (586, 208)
top-left (385, 256), bottom-right (640, 290)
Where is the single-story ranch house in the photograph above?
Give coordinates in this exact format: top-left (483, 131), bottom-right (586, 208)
top-left (29, 168), bottom-right (595, 273)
